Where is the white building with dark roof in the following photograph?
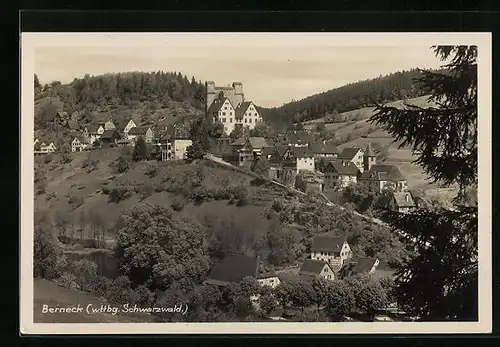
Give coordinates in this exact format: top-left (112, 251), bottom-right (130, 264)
top-left (205, 81), bottom-right (262, 135)
top-left (310, 235), bottom-right (351, 271)
top-left (299, 259), bottom-right (336, 281)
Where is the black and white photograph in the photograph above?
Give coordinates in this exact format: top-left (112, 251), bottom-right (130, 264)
top-left (20, 32), bottom-right (491, 334)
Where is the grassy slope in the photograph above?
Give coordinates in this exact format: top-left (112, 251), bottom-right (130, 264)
top-left (33, 278), bottom-right (154, 323)
top-left (35, 148), bottom-right (276, 240)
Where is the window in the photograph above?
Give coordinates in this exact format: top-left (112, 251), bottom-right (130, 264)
top-left (249, 118), bottom-right (252, 123)
top-left (245, 119), bottom-right (247, 123)
top-left (224, 106), bottom-right (227, 110)
top-left (230, 111), bottom-right (233, 116)
top-left (222, 112), bottom-right (226, 116)
top-left (230, 118), bottom-right (233, 123)
top-left (224, 127), bottom-right (228, 132)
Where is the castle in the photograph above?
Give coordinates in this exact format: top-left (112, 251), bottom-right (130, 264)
top-left (206, 81), bottom-right (262, 135)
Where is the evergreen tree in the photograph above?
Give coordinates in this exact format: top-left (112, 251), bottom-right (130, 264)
top-left (133, 137), bottom-right (148, 162)
top-left (369, 46), bottom-right (478, 321)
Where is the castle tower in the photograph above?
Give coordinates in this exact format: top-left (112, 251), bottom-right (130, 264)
top-left (232, 82), bottom-right (244, 106)
top-left (205, 81), bottom-right (216, 113)
top-left (363, 142), bottom-right (376, 172)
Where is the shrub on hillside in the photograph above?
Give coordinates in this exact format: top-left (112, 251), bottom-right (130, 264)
top-left (108, 186), bottom-right (132, 203)
top-left (138, 183), bottom-right (154, 200)
top-left (145, 163), bottom-right (158, 178)
top-left (68, 195), bottom-right (84, 209)
top-left (236, 189), bottom-right (250, 207)
top-left (171, 198), bottom-right (186, 212)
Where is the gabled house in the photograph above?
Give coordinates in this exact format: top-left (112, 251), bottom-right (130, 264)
top-left (282, 146), bottom-right (315, 174)
top-left (67, 119), bottom-right (80, 131)
top-left (98, 120), bottom-right (116, 131)
top-left (119, 118), bottom-right (138, 137)
top-left (235, 101), bottom-right (262, 129)
top-left (127, 126), bottom-right (154, 144)
top-left (204, 254), bottom-right (281, 289)
top-left (261, 145), bottom-right (287, 180)
top-left (230, 137), bottom-right (268, 167)
top-left (276, 131), bottom-right (314, 148)
top-left (343, 257), bottom-right (380, 278)
top-left (299, 259), bottom-right (336, 281)
top-left (390, 191), bottom-right (415, 213)
top-left (359, 164), bottom-right (407, 193)
top-left (34, 139), bottom-right (57, 154)
top-left (337, 147), bottom-right (365, 173)
top-left (310, 141), bottom-right (338, 159)
top-left (323, 160), bottom-right (360, 189)
top-left (71, 136), bottom-right (89, 152)
top-left (208, 97), bottom-right (237, 135)
top-left (310, 235), bottom-right (351, 271)
top-left (99, 129), bottom-right (121, 147)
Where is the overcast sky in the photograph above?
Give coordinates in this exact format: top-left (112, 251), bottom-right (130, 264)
top-left (34, 34), bottom-right (444, 108)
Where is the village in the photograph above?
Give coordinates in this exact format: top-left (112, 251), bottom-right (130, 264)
top-left (33, 80), bottom-right (428, 322)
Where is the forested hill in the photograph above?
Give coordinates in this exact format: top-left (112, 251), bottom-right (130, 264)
top-left (259, 68), bottom-right (439, 129)
top-left (34, 71), bottom-right (206, 140)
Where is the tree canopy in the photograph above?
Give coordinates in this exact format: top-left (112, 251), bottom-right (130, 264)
top-left (370, 46), bottom-right (478, 321)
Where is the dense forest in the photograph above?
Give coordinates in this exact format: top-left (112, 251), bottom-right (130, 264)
top-left (34, 71), bottom-right (206, 131)
top-left (259, 69), bottom-right (440, 129)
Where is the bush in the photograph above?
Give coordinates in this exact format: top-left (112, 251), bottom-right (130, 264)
top-left (108, 186), bottom-right (132, 203)
top-left (34, 225), bottom-right (67, 280)
top-left (139, 183), bottom-right (154, 200)
top-left (68, 195), bottom-right (84, 209)
top-left (145, 163), bottom-right (158, 178)
top-left (101, 184), bottom-right (111, 195)
top-left (171, 198), bottom-right (186, 212)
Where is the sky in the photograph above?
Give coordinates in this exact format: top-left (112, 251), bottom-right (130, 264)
top-left (34, 34), bottom-right (444, 108)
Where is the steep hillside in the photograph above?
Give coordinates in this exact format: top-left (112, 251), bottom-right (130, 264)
top-left (260, 69), bottom-right (441, 129)
top-left (34, 71), bottom-right (206, 147)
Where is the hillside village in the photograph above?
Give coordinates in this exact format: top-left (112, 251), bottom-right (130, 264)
top-left (33, 66), bottom-right (474, 323)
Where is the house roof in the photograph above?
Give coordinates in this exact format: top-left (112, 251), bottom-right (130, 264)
top-left (117, 118), bottom-right (137, 131)
top-left (360, 164), bottom-right (406, 181)
top-left (364, 142), bottom-right (376, 157)
top-left (351, 257), bottom-right (379, 275)
top-left (282, 131), bottom-right (314, 145)
top-left (67, 119), bottom-right (80, 130)
top-left (128, 126), bottom-right (151, 136)
top-left (310, 142), bottom-right (338, 155)
top-left (231, 137), bottom-right (267, 149)
top-left (235, 101), bottom-right (252, 119)
top-left (208, 97), bottom-right (232, 115)
top-left (74, 136), bottom-right (89, 144)
top-left (85, 124), bottom-right (100, 133)
top-left (205, 254), bottom-right (259, 286)
top-left (326, 160), bottom-right (360, 176)
top-left (311, 235), bottom-right (345, 253)
top-left (286, 146), bottom-right (314, 159)
top-left (393, 192), bottom-right (415, 208)
top-left (337, 147), bottom-right (363, 160)
top-left (261, 146), bottom-right (276, 157)
top-left (100, 129), bottom-right (120, 139)
top-left (299, 259), bottom-right (330, 276)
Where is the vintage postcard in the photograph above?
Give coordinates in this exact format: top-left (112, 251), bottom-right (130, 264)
top-left (20, 32), bottom-right (491, 334)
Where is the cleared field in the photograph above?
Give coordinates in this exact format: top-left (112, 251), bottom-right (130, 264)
top-left (33, 278), bottom-right (154, 323)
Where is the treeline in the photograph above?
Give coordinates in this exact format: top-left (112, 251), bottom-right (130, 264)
top-left (260, 69), bottom-right (437, 128)
top-left (35, 71), bottom-right (206, 114)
